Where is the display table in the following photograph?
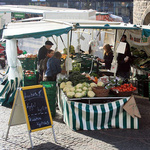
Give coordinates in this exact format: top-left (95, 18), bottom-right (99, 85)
top-left (57, 88), bottom-right (139, 130)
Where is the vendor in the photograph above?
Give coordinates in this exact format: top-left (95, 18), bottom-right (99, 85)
top-left (45, 51), bottom-right (66, 81)
top-left (38, 41), bottom-right (54, 64)
top-left (40, 49), bottom-right (54, 81)
top-left (97, 44), bottom-right (113, 70)
top-left (116, 35), bottom-right (131, 80)
top-left (38, 40), bottom-right (54, 81)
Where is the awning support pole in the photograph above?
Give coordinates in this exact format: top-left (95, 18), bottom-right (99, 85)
top-left (113, 29), bottom-right (118, 77)
top-left (56, 36), bottom-right (58, 51)
top-left (67, 32), bottom-right (70, 75)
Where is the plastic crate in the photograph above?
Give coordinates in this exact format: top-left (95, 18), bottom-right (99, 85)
top-left (23, 72), bottom-right (38, 86)
top-left (19, 57), bottom-right (37, 70)
top-left (138, 80), bottom-right (149, 97)
top-left (40, 81), bottom-right (57, 118)
top-left (48, 101), bottom-right (56, 118)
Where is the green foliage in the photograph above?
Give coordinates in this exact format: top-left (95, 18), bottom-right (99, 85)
top-left (68, 71), bottom-right (92, 86)
top-left (63, 45), bottom-right (75, 54)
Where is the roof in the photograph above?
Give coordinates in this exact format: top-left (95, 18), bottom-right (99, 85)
top-left (2, 19), bottom-right (150, 39)
top-left (2, 19), bottom-right (73, 39)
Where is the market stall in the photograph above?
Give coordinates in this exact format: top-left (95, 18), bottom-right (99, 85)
top-left (57, 70), bottom-right (140, 130)
top-left (1, 19), bottom-right (73, 107)
top-left (56, 22), bottom-right (150, 130)
top-left (1, 19), bottom-right (150, 130)
top-left (58, 89), bottom-right (139, 130)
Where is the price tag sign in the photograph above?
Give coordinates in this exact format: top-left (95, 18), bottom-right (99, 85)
top-left (123, 95), bottom-right (141, 118)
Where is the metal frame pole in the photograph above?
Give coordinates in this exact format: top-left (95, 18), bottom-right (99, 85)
top-left (28, 131), bottom-right (34, 148)
top-left (5, 90), bottom-right (19, 141)
top-left (67, 32), bottom-right (70, 75)
top-left (52, 125), bottom-right (57, 143)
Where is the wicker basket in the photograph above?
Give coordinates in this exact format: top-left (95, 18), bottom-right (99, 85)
top-left (92, 86), bottom-right (109, 97)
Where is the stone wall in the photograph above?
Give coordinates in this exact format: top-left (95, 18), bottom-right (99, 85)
top-left (133, 0), bottom-right (150, 25)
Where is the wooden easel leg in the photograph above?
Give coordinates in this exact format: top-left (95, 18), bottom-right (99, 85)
top-left (5, 90), bottom-right (19, 141)
top-left (28, 131), bottom-right (34, 148)
top-left (52, 125), bottom-right (57, 143)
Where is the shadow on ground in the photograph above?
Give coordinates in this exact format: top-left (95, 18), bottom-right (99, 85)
top-left (74, 96), bottom-right (150, 150)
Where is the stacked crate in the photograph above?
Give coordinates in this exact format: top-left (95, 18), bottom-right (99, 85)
top-left (40, 81), bottom-right (57, 118)
top-left (19, 57), bottom-right (38, 86)
top-left (137, 75), bottom-right (150, 97)
top-left (138, 80), bottom-right (149, 97)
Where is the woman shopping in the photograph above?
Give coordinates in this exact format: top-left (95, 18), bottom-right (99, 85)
top-left (40, 49), bottom-right (54, 81)
top-left (97, 44), bottom-right (113, 70)
top-left (45, 51), bottom-right (66, 81)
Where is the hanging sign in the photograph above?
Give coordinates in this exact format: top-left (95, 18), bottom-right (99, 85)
top-left (123, 95), bottom-right (141, 118)
top-left (116, 42), bottom-right (126, 54)
top-left (129, 31), bottom-right (150, 46)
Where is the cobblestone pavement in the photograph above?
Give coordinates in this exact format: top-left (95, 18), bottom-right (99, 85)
top-left (0, 96), bottom-right (150, 150)
top-left (0, 68), bottom-right (150, 150)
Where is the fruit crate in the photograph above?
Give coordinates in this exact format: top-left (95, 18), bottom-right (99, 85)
top-left (19, 57), bottom-right (37, 70)
top-left (23, 71), bottom-right (38, 86)
top-left (40, 81), bottom-right (57, 118)
top-left (138, 80), bottom-right (149, 97)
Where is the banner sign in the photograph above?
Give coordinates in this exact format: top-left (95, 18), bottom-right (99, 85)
top-left (129, 32), bottom-right (150, 46)
top-left (14, 13), bottom-right (25, 19)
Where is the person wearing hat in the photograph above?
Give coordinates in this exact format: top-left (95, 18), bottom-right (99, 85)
top-left (38, 41), bottom-right (54, 63)
top-left (38, 40), bottom-right (54, 81)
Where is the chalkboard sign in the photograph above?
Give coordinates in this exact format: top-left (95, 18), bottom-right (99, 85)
top-left (20, 85), bottom-right (53, 132)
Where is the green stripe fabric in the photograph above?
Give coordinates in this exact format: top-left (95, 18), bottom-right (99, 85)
top-left (100, 104), bottom-right (106, 129)
top-left (71, 101), bottom-right (76, 130)
top-left (58, 89), bottom-right (139, 130)
top-left (78, 103), bottom-right (83, 130)
top-left (85, 104), bottom-right (91, 130)
top-left (93, 105), bottom-right (98, 130)
top-left (115, 101), bottom-right (120, 128)
top-left (123, 99), bottom-right (127, 129)
top-left (107, 102), bottom-right (113, 128)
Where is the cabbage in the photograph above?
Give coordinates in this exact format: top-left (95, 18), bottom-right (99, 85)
top-left (97, 81), bottom-right (104, 87)
top-left (66, 92), bottom-right (75, 98)
top-left (70, 87), bottom-right (75, 92)
top-left (63, 87), bottom-right (70, 93)
top-left (90, 83), bottom-right (97, 88)
top-left (75, 93), bottom-right (83, 98)
top-left (76, 83), bottom-right (83, 89)
top-left (87, 91), bottom-right (95, 97)
top-left (82, 91), bottom-right (87, 97)
top-left (60, 82), bottom-right (66, 89)
top-left (83, 87), bottom-right (88, 91)
top-left (66, 81), bottom-right (72, 85)
top-left (88, 87), bottom-right (92, 91)
top-left (82, 82), bottom-right (90, 88)
top-left (76, 88), bottom-right (82, 93)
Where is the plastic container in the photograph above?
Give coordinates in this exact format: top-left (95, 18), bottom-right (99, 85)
top-left (138, 80), bottom-right (149, 97)
top-left (40, 81), bottom-right (57, 118)
top-left (19, 57), bottom-right (37, 70)
top-left (23, 72), bottom-right (38, 86)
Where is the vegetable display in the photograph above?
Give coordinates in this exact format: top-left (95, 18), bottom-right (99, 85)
top-left (111, 83), bottom-right (136, 92)
top-left (60, 81), bottom-right (95, 98)
top-left (68, 71), bottom-right (92, 86)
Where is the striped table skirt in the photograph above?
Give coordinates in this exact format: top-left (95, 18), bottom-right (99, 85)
top-left (58, 89), bottom-right (139, 130)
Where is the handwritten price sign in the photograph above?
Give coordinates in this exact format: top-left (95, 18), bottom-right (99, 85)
top-left (123, 95), bottom-right (141, 118)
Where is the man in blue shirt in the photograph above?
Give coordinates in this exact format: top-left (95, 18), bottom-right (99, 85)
top-left (45, 51), bottom-right (66, 81)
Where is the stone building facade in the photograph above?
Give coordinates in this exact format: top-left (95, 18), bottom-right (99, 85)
top-left (133, 0), bottom-right (150, 25)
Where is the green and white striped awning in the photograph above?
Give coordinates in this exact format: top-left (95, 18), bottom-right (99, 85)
top-left (58, 89), bottom-right (139, 130)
